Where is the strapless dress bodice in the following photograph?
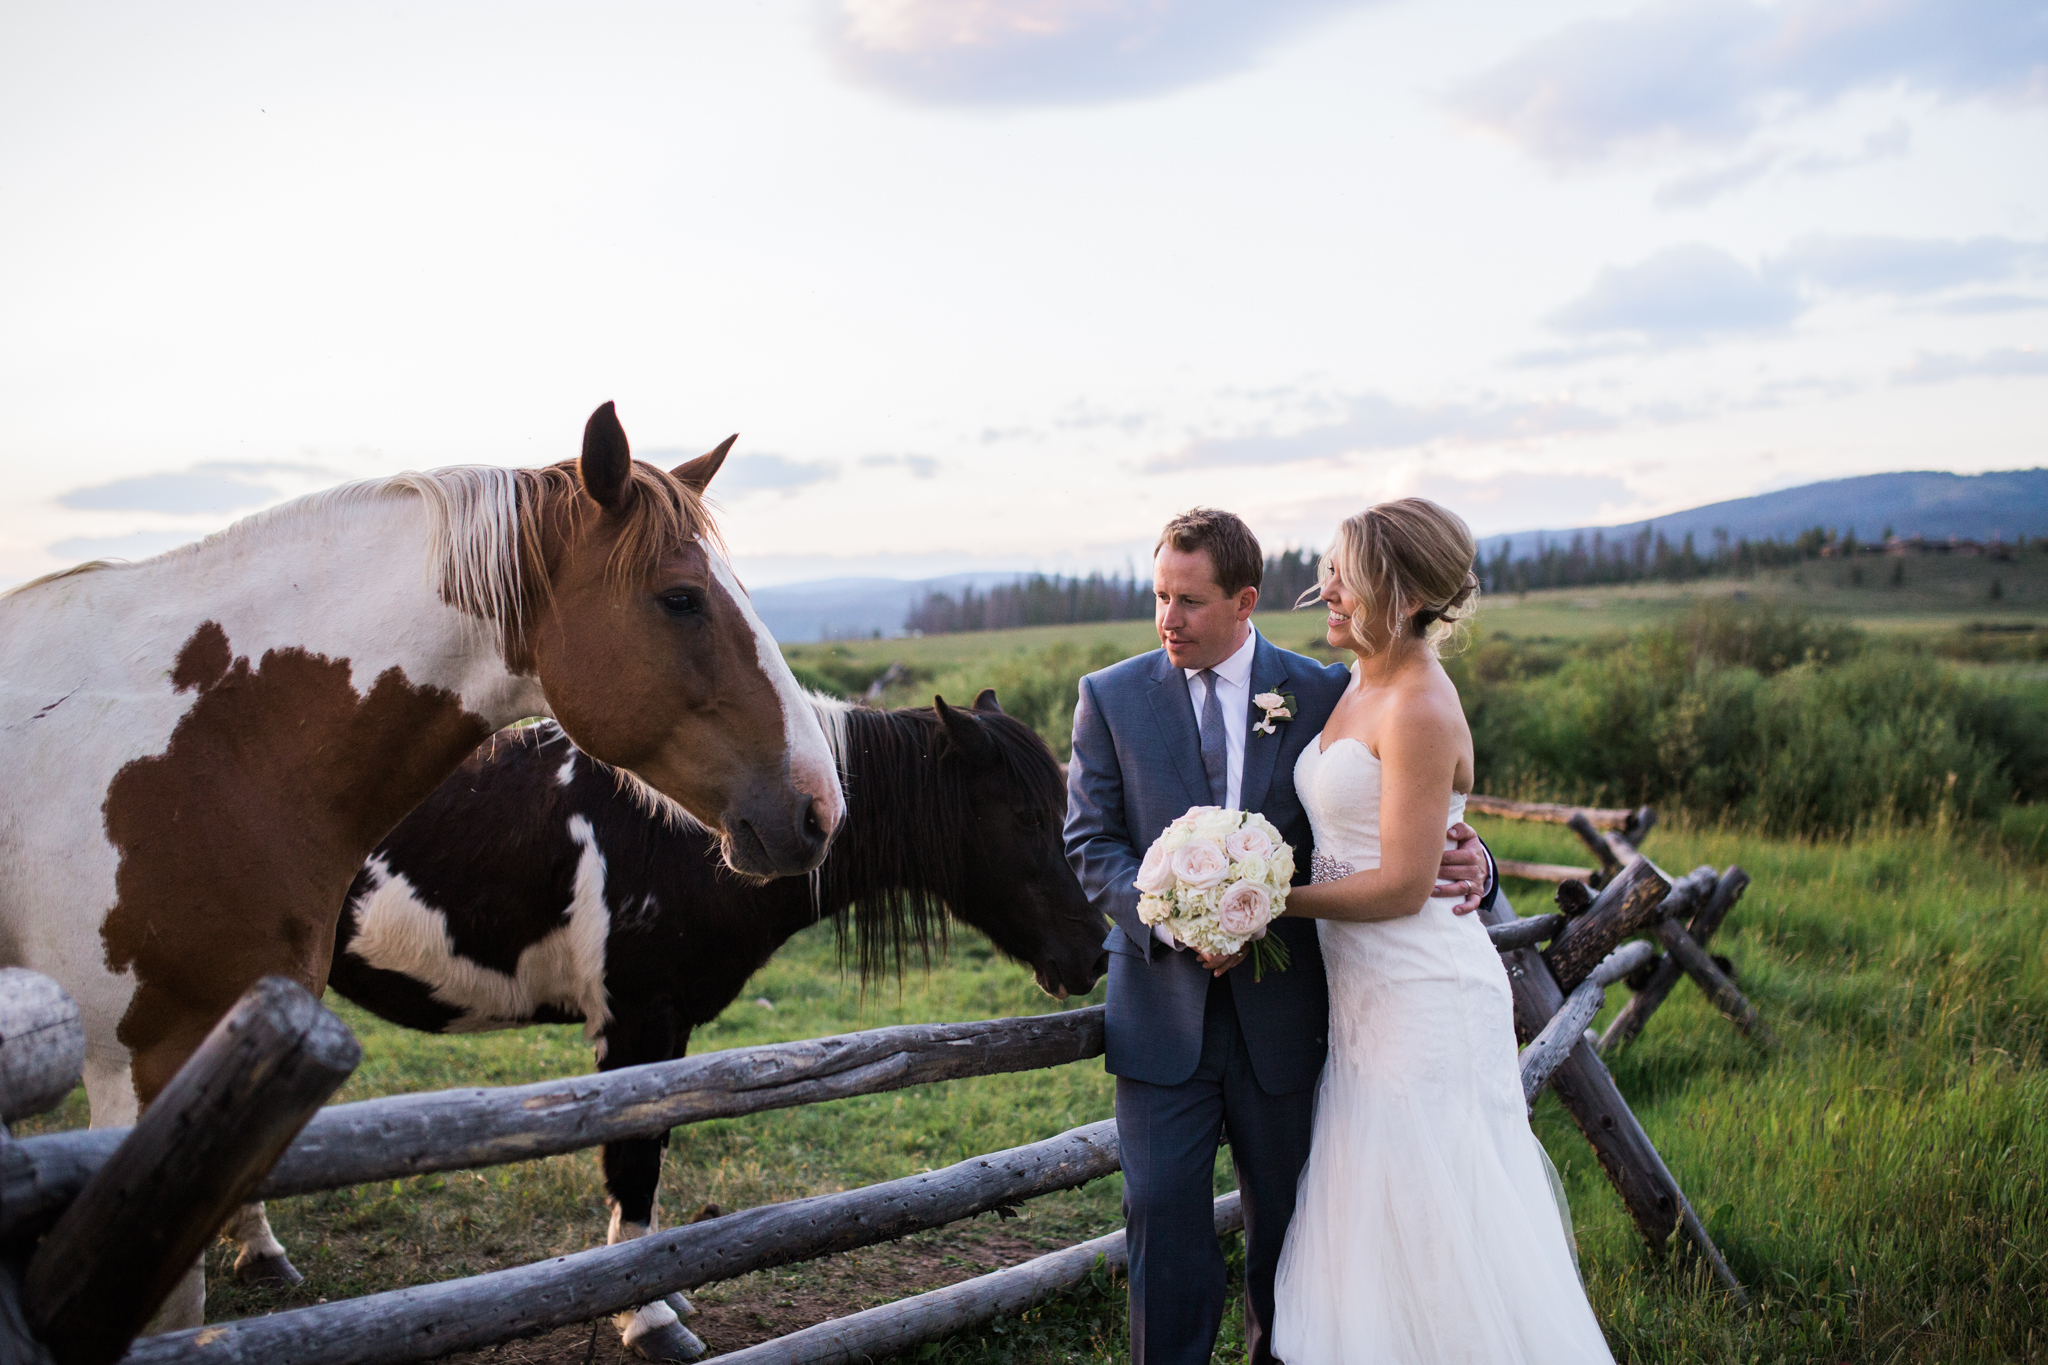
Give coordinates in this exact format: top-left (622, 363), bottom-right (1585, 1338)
top-left (1293, 735), bottom-right (1467, 882)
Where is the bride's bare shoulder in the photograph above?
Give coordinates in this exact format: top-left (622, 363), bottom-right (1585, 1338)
top-left (1379, 661), bottom-right (1469, 736)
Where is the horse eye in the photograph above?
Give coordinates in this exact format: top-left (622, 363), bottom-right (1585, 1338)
top-left (658, 589), bottom-right (703, 618)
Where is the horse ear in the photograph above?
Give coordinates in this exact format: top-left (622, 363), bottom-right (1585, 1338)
top-left (934, 695), bottom-right (997, 767)
top-left (673, 435), bottom-right (738, 494)
top-left (581, 401), bottom-right (634, 513)
top-left (973, 688), bottom-right (1003, 714)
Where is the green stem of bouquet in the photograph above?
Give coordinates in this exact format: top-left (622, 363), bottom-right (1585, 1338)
top-left (1251, 934), bottom-right (1292, 982)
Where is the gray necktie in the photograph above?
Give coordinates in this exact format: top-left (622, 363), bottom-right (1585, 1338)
top-left (1197, 668), bottom-right (1228, 806)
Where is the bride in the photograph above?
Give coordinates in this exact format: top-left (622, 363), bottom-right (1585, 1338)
top-left (1270, 499), bottom-right (1615, 1364)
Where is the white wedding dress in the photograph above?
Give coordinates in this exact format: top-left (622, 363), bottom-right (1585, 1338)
top-left (1271, 735), bottom-right (1616, 1364)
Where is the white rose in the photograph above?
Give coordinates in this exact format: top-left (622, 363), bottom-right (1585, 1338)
top-left (1225, 824), bottom-right (1276, 862)
top-left (1232, 853), bottom-right (1272, 887)
top-left (1216, 881), bottom-right (1272, 938)
top-left (1138, 894), bottom-right (1171, 925)
top-left (1170, 838), bottom-right (1229, 890)
top-left (1193, 808), bottom-right (1241, 842)
top-left (1160, 823), bottom-right (1194, 851)
top-left (1135, 841), bottom-right (1175, 895)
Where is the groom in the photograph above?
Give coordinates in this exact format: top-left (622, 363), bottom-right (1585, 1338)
top-left (1065, 508), bottom-right (1495, 1364)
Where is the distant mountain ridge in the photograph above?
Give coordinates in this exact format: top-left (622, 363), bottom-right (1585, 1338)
top-left (1477, 469), bottom-right (2048, 563)
top-left (745, 573), bottom-right (1026, 644)
top-left (748, 469), bottom-right (2048, 641)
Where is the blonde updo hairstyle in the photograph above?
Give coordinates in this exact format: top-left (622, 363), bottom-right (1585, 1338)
top-left (1306, 498), bottom-right (1480, 656)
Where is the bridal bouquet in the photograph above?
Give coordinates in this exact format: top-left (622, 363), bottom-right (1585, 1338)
top-left (1134, 806), bottom-right (1294, 979)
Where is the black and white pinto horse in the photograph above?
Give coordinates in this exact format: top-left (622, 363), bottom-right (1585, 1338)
top-left (304, 691), bottom-right (1106, 1360)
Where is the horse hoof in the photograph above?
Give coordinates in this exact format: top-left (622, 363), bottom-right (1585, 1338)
top-left (663, 1292), bottom-right (697, 1320)
top-left (627, 1322), bottom-right (706, 1362)
top-left (234, 1252), bottom-right (303, 1288)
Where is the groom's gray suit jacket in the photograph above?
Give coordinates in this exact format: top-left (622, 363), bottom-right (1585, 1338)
top-left (1066, 634), bottom-right (1352, 1094)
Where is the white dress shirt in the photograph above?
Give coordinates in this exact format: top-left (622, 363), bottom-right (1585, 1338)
top-left (1186, 626), bottom-right (1258, 810)
top-left (1157, 627), bottom-right (1259, 951)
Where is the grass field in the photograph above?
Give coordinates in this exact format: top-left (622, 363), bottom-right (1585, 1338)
top-left (22, 814), bottom-right (2040, 1363)
top-left (16, 574), bottom-right (2047, 1362)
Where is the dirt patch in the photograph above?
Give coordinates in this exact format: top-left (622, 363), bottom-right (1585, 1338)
top-left (431, 1219), bottom-right (1097, 1363)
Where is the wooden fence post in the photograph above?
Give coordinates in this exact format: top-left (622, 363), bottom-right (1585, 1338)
top-left (0, 968), bottom-right (81, 1365)
top-left (1518, 941), bottom-right (1658, 1103)
top-left (24, 977), bottom-right (359, 1365)
top-left (0, 970), bottom-right (87, 1129)
top-left (1481, 889), bottom-right (1746, 1303)
top-left (1540, 859), bottom-right (1680, 994)
top-left (1600, 867), bottom-right (1750, 1052)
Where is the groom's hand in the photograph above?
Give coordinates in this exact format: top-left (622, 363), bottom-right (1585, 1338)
top-left (1198, 948), bottom-right (1248, 976)
top-left (1439, 822), bottom-right (1489, 915)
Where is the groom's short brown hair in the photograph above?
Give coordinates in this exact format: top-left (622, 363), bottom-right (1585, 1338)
top-left (1156, 508), bottom-right (1263, 596)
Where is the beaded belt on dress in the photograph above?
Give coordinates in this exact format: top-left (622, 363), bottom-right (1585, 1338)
top-left (1310, 853), bottom-right (1355, 884)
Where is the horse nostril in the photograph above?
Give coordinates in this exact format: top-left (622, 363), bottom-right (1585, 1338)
top-left (801, 796), bottom-right (826, 848)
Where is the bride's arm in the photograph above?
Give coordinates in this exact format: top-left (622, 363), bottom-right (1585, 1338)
top-left (1281, 696), bottom-right (1464, 924)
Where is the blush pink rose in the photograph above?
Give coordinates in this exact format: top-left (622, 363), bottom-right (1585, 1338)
top-left (1216, 881), bottom-right (1272, 937)
top-left (1224, 824), bottom-right (1276, 862)
top-left (1169, 838), bottom-right (1229, 890)
top-left (1134, 842), bottom-right (1176, 894)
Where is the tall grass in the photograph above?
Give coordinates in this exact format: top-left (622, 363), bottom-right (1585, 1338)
top-left (1455, 602), bottom-right (2048, 835)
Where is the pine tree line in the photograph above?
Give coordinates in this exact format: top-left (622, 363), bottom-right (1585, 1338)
top-left (905, 548), bottom-right (1328, 635)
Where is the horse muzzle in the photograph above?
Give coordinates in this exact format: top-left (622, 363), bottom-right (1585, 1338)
top-left (722, 788), bottom-right (835, 877)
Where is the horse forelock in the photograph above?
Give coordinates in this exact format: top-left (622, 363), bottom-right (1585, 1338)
top-left (387, 458), bottom-right (722, 661)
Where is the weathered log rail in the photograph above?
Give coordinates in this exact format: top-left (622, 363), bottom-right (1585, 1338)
top-left (0, 850), bottom-right (1760, 1365)
top-left (122, 1122), bottom-right (1124, 1365)
top-left (0, 1009), bottom-right (1108, 1241)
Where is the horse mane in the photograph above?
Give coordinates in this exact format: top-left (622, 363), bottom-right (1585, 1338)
top-left (813, 696), bottom-right (1067, 982)
top-left (8, 459), bottom-right (719, 661)
top-left (383, 459), bottom-right (719, 658)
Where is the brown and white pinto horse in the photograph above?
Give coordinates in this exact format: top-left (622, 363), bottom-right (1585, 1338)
top-left (0, 403), bottom-right (842, 1331)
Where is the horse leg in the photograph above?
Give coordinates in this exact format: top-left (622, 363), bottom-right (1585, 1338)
top-left (225, 1203), bottom-right (302, 1287)
top-left (599, 1013), bottom-right (703, 1362)
top-left (604, 1136), bottom-right (701, 1361)
top-left (84, 1052), bottom-right (208, 1334)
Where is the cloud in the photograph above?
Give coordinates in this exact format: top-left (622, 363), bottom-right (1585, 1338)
top-left (1548, 244), bottom-right (1802, 342)
top-left (712, 453), bottom-right (840, 495)
top-left (58, 467), bottom-right (281, 514)
top-left (1776, 233), bottom-right (2048, 296)
top-left (1652, 122), bottom-right (1911, 208)
top-left (825, 0), bottom-right (1373, 107)
top-left (1893, 345), bottom-right (2048, 384)
top-left (1451, 0), bottom-right (2048, 168)
top-left (1147, 392), bottom-right (1613, 471)
top-left (48, 530), bottom-right (205, 563)
top-left (644, 448), bottom-right (840, 496)
top-left (860, 453), bottom-right (942, 478)
top-left (1545, 234), bottom-right (2048, 345)
top-left (1407, 471), bottom-right (1644, 537)
top-left (1926, 292), bottom-right (2048, 315)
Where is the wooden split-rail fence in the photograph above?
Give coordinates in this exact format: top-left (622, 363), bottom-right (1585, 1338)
top-left (0, 823), bottom-right (1768, 1363)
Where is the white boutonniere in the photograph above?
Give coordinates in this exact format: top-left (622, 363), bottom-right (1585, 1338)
top-left (1252, 691), bottom-right (1296, 736)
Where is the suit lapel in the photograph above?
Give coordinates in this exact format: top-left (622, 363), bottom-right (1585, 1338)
top-left (1237, 635), bottom-right (1292, 814)
top-left (1145, 654), bottom-right (1213, 809)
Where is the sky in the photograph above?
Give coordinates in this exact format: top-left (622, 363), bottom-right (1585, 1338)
top-left (1, 0), bottom-right (2044, 587)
